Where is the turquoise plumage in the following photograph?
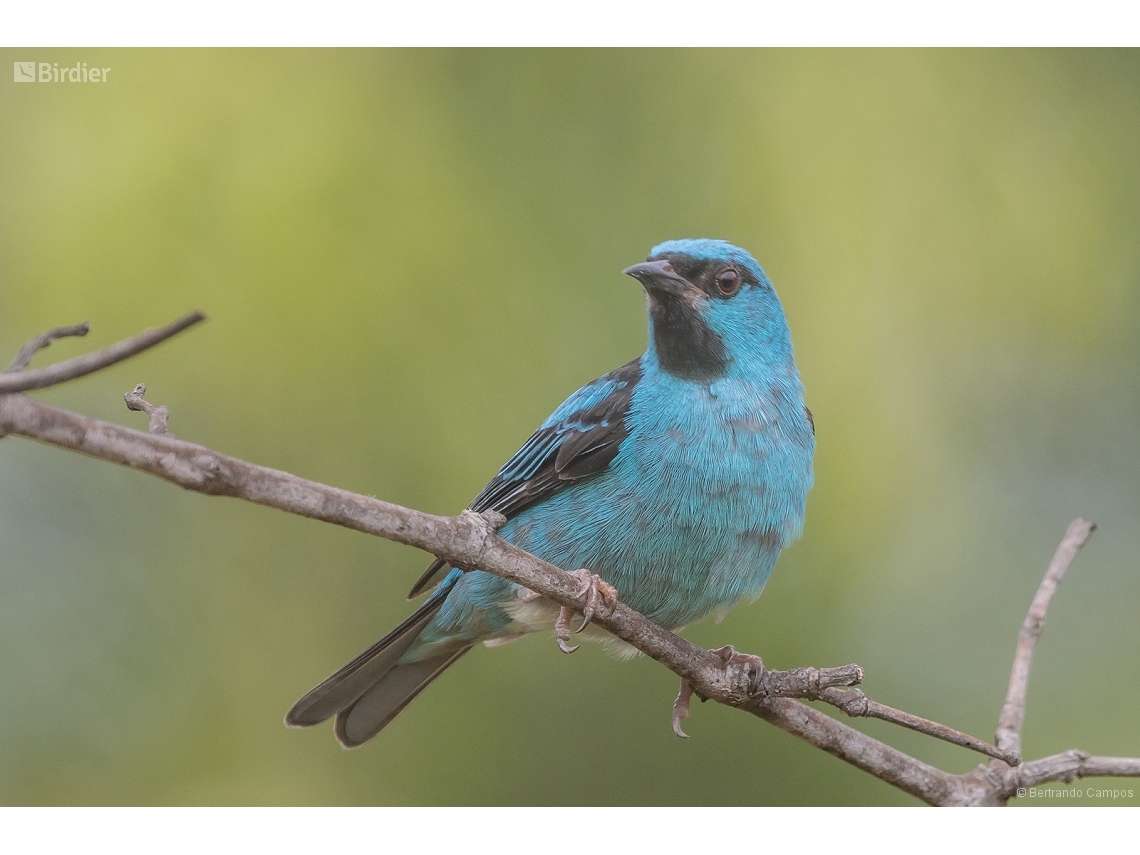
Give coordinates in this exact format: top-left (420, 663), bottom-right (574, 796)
top-left (287, 239), bottom-right (815, 747)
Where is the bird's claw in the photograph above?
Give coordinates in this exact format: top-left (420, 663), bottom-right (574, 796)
top-left (555, 606), bottom-right (579, 654)
top-left (553, 569), bottom-right (619, 654)
top-left (569, 568), bottom-right (619, 633)
top-left (712, 644), bottom-right (765, 695)
top-left (672, 678), bottom-right (694, 738)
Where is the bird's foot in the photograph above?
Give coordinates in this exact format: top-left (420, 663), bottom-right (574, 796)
top-left (555, 607), bottom-right (579, 654)
top-left (670, 646), bottom-right (763, 737)
top-left (569, 568), bottom-right (619, 631)
top-left (711, 645), bottom-right (765, 695)
top-left (672, 678), bottom-right (694, 738)
top-left (554, 569), bottom-right (619, 655)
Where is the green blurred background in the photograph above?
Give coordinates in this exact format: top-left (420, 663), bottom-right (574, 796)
top-left (1, 49), bottom-right (1138, 806)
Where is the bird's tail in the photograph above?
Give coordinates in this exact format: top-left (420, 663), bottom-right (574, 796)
top-left (285, 572), bottom-right (470, 748)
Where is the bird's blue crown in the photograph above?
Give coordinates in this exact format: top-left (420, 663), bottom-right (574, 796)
top-left (649, 238), bottom-right (770, 287)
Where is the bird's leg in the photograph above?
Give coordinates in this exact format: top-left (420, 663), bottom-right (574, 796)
top-left (711, 644), bottom-right (765, 695)
top-left (672, 678), bottom-right (694, 738)
top-left (554, 568), bottom-right (619, 654)
top-left (521, 585), bottom-right (579, 653)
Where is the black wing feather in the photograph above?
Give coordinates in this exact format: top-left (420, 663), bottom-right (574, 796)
top-left (407, 358), bottom-right (641, 598)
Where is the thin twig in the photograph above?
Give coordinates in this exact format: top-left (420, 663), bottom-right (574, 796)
top-left (124, 384), bottom-right (171, 435)
top-left (690, 649), bottom-right (1013, 764)
top-left (3, 322), bottom-right (90, 373)
top-left (0, 312), bottom-right (205, 394)
top-left (994, 518), bottom-right (1097, 759)
top-left (756, 663), bottom-right (865, 697)
top-left (817, 687), bottom-right (1019, 765)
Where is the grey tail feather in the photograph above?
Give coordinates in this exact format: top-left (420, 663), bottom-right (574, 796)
top-left (407, 557), bottom-right (449, 599)
top-left (285, 576), bottom-right (458, 729)
top-left (335, 646), bottom-right (472, 748)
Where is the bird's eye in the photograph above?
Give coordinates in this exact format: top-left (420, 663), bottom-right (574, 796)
top-left (715, 268), bottom-right (741, 296)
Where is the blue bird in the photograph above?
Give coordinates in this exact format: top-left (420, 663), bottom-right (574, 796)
top-left (286, 239), bottom-right (815, 747)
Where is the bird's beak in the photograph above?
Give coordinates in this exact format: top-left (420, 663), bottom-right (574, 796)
top-left (622, 259), bottom-right (698, 299)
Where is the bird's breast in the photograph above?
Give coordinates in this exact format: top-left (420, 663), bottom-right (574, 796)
top-left (622, 375), bottom-right (813, 538)
top-left (499, 372), bottom-right (814, 629)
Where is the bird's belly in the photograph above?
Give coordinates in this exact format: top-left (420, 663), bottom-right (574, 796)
top-left (500, 414), bottom-right (807, 630)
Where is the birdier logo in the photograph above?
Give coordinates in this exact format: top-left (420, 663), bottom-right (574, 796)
top-left (13, 61), bottom-right (110, 83)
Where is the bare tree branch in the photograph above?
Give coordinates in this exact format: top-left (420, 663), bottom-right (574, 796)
top-left (2, 315), bottom-right (1137, 807)
top-left (994, 517), bottom-right (1097, 758)
top-left (0, 391), bottom-right (989, 804)
top-left (124, 383), bottom-right (171, 435)
top-left (0, 312), bottom-right (205, 394)
top-left (4, 322), bottom-right (90, 373)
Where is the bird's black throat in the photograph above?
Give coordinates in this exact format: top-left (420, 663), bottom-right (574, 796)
top-left (649, 295), bottom-right (728, 382)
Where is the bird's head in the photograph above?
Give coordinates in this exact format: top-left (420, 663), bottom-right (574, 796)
top-left (623, 238), bottom-right (793, 383)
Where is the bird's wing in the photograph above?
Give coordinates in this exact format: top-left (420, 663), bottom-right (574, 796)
top-left (407, 357), bottom-right (642, 598)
